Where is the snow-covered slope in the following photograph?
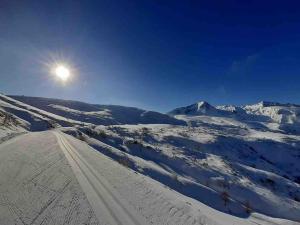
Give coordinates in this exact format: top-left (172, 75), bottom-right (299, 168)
top-left (0, 94), bottom-right (88, 129)
top-left (1, 94), bottom-right (300, 225)
top-left (67, 123), bottom-right (300, 222)
top-left (9, 95), bottom-right (185, 126)
top-left (244, 101), bottom-right (300, 134)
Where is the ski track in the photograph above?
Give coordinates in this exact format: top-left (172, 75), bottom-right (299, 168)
top-left (55, 131), bottom-right (147, 225)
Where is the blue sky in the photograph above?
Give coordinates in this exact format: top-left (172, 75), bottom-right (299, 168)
top-left (0, 0), bottom-right (300, 112)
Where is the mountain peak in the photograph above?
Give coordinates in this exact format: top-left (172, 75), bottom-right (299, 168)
top-left (195, 101), bottom-right (215, 113)
top-left (169, 101), bottom-right (217, 115)
top-left (196, 101), bottom-right (210, 108)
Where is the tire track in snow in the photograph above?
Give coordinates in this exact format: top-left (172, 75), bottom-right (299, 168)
top-left (55, 131), bottom-right (147, 225)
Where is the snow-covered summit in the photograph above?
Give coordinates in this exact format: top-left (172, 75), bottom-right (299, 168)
top-left (169, 101), bottom-right (222, 116)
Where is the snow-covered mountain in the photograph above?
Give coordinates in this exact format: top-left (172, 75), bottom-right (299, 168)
top-left (169, 100), bottom-right (300, 134)
top-left (9, 95), bottom-right (185, 126)
top-left (169, 101), bottom-right (227, 116)
top-left (244, 101), bottom-right (300, 133)
top-left (1, 94), bottom-right (300, 225)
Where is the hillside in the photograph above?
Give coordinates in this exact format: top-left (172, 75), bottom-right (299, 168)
top-left (9, 95), bottom-right (185, 126)
top-left (0, 94), bottom-right (299, 225)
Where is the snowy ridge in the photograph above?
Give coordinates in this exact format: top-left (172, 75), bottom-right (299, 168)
top-left (244, 101), bottom-right (300, 123)
top-left (258, 101), bottom-right (300, 107)
top-left (170, 100), bottom-right (300, 134)
top-left (9, 95), bottom-right (185, 126)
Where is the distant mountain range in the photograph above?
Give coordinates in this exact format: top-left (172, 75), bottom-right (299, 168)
top-left (169, 100), bottom-right (300, 134)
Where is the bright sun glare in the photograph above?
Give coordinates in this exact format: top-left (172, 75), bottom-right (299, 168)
top-left (55, 65), bottom-right (70, 81)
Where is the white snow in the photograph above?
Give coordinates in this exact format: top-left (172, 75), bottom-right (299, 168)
top-left (0, 94), bottom-right (299, 224)
top-left (1, 131), bottom-right (297, 225)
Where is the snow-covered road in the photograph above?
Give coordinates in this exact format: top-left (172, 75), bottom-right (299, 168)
top-left (0, 131), bottom-right (297, 225)
top-left (0, 131), bottom-right (99, 225)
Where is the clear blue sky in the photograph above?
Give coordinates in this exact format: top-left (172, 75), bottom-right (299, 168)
top-left (1, 0), bottom-right (300, 112)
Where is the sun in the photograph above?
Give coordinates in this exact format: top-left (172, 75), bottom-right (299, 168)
top-left (55, 65), bottom-right (70, 81)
